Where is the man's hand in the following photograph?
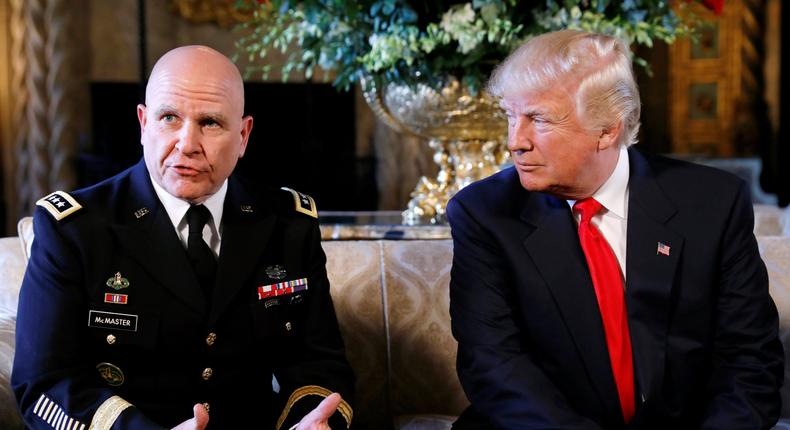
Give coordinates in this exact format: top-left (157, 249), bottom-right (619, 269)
top-left (293, 393), bottom-right (343, 430)
top-left (171, 403), bottom-right (209, 430)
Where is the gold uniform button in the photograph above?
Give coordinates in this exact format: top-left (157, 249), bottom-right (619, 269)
top-left (202, 368), bottom-right (213, 381)
top-left (206, 333), bottom-right (217, 346)
top-left (106, 334), bottom-right (116, 345)
top-left (202, 402), bottom-right (210, 414)
top-left (285, 322), bottom-right (292, 331)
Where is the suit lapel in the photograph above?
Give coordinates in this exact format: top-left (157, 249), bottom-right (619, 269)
top-left (520, 192), bottom-right (622, 418)
top-left (209, 178), bottom-right (276, 324)
top-left (110, 161), bottom-right (207, 315)
top-left (625, 148), bottom-right (682, 410)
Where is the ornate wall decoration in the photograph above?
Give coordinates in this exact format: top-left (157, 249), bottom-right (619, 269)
top-left (5, 0), bottom-right (28, 229)
top-left (169, 0), bottom-right (254, 28)
top-left (669, 0), bottom-right (770, 156)
top-left (44, 0), bottom-right (88, 194)
top-left (6, 0), bottom-right (87, 222)
top-left (22, 0), bottom-right (49, 211)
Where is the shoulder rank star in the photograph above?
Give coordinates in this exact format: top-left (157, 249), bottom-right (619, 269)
top-left (281, 187), bottom-right (318, 218)
top-left (36, 190), bottom-right (82, 220)
top-left (106, 272), bottom-right (130, 290)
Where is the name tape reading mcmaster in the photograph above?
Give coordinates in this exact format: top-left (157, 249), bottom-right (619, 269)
top-left (88, 310), bottom-right (139, 332)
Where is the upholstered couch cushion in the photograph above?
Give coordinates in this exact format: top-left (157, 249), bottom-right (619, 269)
top-left (754, 204), bottom-right (790, 236)
top-left (323, 241), bottom-right (390, 429)
top-left (3, 216), bottom-right (790, 430)
top-left (383, 241), bottom-right (468, 419)
top-left (17, 217), bottom-right (33, 261)
top-left (0, 312), bottom-right (22, 429)
top-left (0, 237), bottom-right (25, 318)
top-left (760, 237), bottom-right (790, 417)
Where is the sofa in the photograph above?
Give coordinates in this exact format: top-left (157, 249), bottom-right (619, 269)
top-left (1, 209), bottom-right (790, 429)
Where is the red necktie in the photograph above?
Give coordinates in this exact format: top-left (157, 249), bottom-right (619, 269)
top-left (573, 198), bottom-right (635, 422)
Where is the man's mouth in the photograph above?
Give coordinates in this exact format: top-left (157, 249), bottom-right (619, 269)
top-left (168, 165), bottom-right (204, 176)
top-left (515, 162), bottom-right (543, 172)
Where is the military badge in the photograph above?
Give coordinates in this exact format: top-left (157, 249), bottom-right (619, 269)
top-left (281, 187), bottom-right (318, 218)
top-left (106, 272), bottom-right (130, 290)
top-left (96, 362), bottom-right (124, 386)
top-left (265, 265), bottom-right (287, 280)
top-left (240, 204), bottom-right (253, 213)
top-left (264, 299), bottom-right (280, 308)
top-left (258, 278), bottom-right (308, 300)
top-left (36, 191), bottom-right (82, 220)
top-left (104, 293), bottom-right (128, 305)
top-left (134, 207), bottom-right (149, 219)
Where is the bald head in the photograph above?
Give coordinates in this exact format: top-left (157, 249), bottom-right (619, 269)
top-left (147, 45), bottom-right (245, 114)
top-left (138, 45), bottom-right (253, 203)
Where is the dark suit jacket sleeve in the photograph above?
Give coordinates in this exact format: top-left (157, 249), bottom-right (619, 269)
top-left (12, 208), bottom-right (165, 429)
top-left (447, 197), bottom-right (602, 430)
top-left (273, 219), bottom-right (355, 430)
top-left (700, 181), bottom-right (784, 429)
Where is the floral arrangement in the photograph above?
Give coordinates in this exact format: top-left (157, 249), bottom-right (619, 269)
top-left (236, 0), bottom-right (723, 93)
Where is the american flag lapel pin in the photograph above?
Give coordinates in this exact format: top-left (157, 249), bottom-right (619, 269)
top-left (657, 242), bottom-right (670, 256)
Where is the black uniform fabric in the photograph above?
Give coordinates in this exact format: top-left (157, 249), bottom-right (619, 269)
top-left (448, 148), bottom-right (783, 430)
top-left (12, 159), bottom-right (355, 429)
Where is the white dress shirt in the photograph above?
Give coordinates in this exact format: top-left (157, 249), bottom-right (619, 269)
top-left (150, 176), bottom-right (227, 258)
top-left (568, 145), bottom-right (630, 279)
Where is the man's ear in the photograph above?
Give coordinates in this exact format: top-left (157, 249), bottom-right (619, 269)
top-left (598, 120), bottom-right (622, 151)
top-left (137, 104), bottom-right (147, 144)
top-left (238, 115), bottom-right (254, 158)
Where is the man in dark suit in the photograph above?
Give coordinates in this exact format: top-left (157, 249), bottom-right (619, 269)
top-left (449, 30), bottom-right (783, 429)
top-left (12, 46), bottom-right (354, 430)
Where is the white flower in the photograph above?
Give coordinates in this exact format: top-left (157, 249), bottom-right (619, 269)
top-left (439, 3), bottom-right (484, 54)
top-left (364, 27), bottom-right (419, 71)
top-left (440, 3), bottom-right (475, 33)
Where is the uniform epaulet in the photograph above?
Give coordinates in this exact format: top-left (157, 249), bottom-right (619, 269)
top-left (280, 187), bottom-right (318, 219)
top-left (36, 191), bottom-right (82, 221)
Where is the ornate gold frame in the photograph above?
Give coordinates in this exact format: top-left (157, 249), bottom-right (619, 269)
top-left (169, 0), bottom-right (255, 28)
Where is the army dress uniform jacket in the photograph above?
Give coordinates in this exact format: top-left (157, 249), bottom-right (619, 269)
top-left (12, 160), bottom-right (355, 430)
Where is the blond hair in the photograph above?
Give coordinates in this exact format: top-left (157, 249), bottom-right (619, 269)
top-left (488, 30), bottom-right (641, 146)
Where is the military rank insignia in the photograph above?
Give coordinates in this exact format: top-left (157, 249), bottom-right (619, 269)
top-left (258, 278), bottom-right (308, 300)
top-left (96, 362), bottom-right (124, 386)
top-left (32, 394), bottom-right (86, 430)
top-left (36, 191), bottom-right (82, 220)
top-left (281, 187), bottom-right (318, 218)
top-left (265, 264), bottom-right (287, 280)
top-left (104, 293), bottom-right (128, 305)
top-left (106, 272), bottom-right (130, 290)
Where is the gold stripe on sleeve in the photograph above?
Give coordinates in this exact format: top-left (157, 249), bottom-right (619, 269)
top-left (88, 396), bottom-right (132, 430)
top-left (275, 385), bottom-right (352, 430)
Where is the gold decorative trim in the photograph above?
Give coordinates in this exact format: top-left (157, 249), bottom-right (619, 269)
top-left (36, 190), bottom-right (82, 220)
top-left (275, 385), bottom-right (352, 430)
top-left (89, 395), bottom-right (132, 430)
top-left (169, 0), bottom-right (255, 28)
top-left (281, 187), bottom-right (318, 219)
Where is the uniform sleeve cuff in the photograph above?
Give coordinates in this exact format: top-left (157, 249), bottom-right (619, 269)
top-left (276, 385), bottom-right (352, 430)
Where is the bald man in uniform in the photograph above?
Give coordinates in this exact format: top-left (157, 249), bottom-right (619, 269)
top-left (12, 46), bottom-right (354, 430)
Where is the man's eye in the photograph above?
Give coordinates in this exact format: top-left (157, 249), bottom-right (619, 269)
top-left (203, 119), bottom-right (220, 128)
top-left (162, 114), bottom-right (176, 122)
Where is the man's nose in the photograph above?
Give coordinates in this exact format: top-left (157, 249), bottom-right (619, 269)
top-left (507, 116), bottom-right (534, 153)
top-left (175, 122), bottom-right (202, 154)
